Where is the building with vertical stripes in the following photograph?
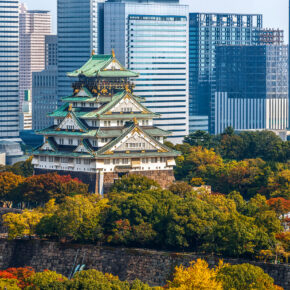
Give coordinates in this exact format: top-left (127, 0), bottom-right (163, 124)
top-left (214, 45), bottom-right (288, 135)
top-left (57, 0), bottom-right (105, 105)
top-left (0, 0), bottom-right (19, 139)
top-left (189, 13), bottom-right (263, 133)
top-left (103, 0), bottom-right (189, 144)
top-left (19, 4), bottom-right (52, 130)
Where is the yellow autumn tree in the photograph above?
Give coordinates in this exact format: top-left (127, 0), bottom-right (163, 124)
top-left (167, 259), bottom-right (223, 290)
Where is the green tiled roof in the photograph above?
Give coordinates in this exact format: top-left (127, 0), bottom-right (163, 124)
top-left (96, 123), bottom-right (177, 156)
top-left (62, 97), bottom-right (97, 102)
top-left (67, 54), bottom-right (139, 78)
top-left (37, 126), bottom-right (170, 139)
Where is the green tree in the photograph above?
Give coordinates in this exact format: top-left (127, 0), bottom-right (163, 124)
top-left (110, 174), bottom-right (161, 195)
top-left (0, 279), bottom-right (20, 290)
top-left (184, 130), bottom-right (213, 148)
top-left (36, 195), bottom-right (109, 242)
top-left (216, 263), bottom-right (281, 290)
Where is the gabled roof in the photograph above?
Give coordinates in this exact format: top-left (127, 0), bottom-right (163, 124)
top-left (96, 123), bottom-right (179, 157)
top-left (74, 139), bottom-right (95, 155)
top-left (38, 137), bottom-right (57, 152)
top-left (67, 54), bottom-right (139, 78)
top-left (95, 90), bottom-right (155, 116)
top-left (56, 110), bottom-right (88, 132)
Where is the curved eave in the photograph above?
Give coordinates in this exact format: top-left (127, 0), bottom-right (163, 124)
top-left (33, 150), bottom-right (94, 158)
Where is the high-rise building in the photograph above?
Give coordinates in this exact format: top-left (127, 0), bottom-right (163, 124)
top-left (57, 0), bottom-right (105, 103)
top-left (32, 35), bottom-right (58, 131)
top-left (103, 0), bottom-right (189, 144)
top-left (257, 28), bottom-right (284, 45)
top-left (214, 45), bottom-right (288, 135)
top-left (45, 35), bottom-right (57, 67)
top-left (19, 4), bottom-right (52, 130)
top-left (189, 13), bottom-right (263, 133)
top-left (33, 53), bottom-right (180, 193)
top-left (0, 0), bottom-right (19, 139)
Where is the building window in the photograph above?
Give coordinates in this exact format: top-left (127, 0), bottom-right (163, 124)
top-left (84, 159), bottom-right (91, 165)
top-left (160, 157), bottom-right (166, 162)
top-left (117, 120), bottom-right (124, 126)
top-left (104, 159), bottom-right (110, 165)
top-left (113, 159), bottom-right (120, 165)
top-left (67, 125), bottom-right (74, 130)
top-left (77, 139), bottom-right (81, 145)
top-left (40, 156), bottom-right (46, 161)
top-left (68, 139), bottom-right (73, 145)
top-left (90, 103), bottom-right (94, 107)
top-left (122, 158), bottom-right (129, 165)
top-left (142, 158), bottom-right (149, 164)
top-left (126, 143), bottom-right (145, 149)
top-left (61, 157), bottom-right (69, 163)
top-left (92, 140), bottom-right (97, 147)
top-left (59, 138), bottom-right (64, 145)
top-left (101, 138), bottom-right (108, 143)
top-left (92, 120), bottom-right (97, 127)
top-left (76, 159), bottom-right (81, 164)
top-left (121, 107), bottom-right (133, 113)
top-left (48, 157), bottom-right (54, 162)
top-left (104, 121), bottom-right (111, 127)
top-left (151, 157), bottom-right (158, 163)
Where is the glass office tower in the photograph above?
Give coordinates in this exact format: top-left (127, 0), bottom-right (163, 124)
top-left (214, 45), bottom-right (288, 135)
top-left (0, 0), bottom-right (19, 138)
top-left (103, 0), bottom-right (189, 144)
top-left (57, 0), bottom-right (105, 102)
top-left (189, 13), bottom-right (263, 133)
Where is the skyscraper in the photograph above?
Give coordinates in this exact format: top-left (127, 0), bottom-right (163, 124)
top-left (57, 0), bottom-right (105, 102)
top-left (214, 45), bottom-right (288, 135)
top-left (32, 35), bottom-right (58, 131)
top-left (189, 13), bottom-right (263, 133)
top-left (103, 0), bottom-right (189, 143)
top-left (0, 0), bottom-right (19, 139)
top-left (19, 4), bottom-right (52, 130)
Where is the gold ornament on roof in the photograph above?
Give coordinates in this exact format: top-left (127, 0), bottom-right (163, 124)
top-left (92, 50), bottom-right (95, 56)
top-left (68, 103), bottom-right (73, 111)
top-left (133, 117), bottom-right (138, 125)
top-left (112, 49), bottom-right (115, 58)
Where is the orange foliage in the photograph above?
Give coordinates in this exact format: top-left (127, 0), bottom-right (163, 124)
top-left (267, 198), bottom-right (290, 215)
top-left (0, 267), bottom-right (35, 288)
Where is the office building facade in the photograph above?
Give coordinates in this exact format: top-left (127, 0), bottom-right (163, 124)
top-left (103, 0), bottom-right (189, 144)
top-left (32, 35), bottom-right (58, 131)
top-left (0, 0), bottom-right (19, 138)
top-left (189, 13), bottom-right (263, 133)
top-left (214, 45), bottom-right (288, 134)
top-left (57, 0), bottom-right (105, 102)
top-left (19, 4), bottom-right (52, 130)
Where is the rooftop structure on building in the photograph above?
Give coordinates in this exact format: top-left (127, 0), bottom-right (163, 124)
top-left (257, 28), bottom-right (284, 45)
top-left (33, 52), bottom-right (180, 193)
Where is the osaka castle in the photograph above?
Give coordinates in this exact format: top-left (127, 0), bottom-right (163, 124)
top-left (32, 52), bottom-right (180, 194)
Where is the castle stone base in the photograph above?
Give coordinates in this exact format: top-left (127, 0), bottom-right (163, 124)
top-left (34, 169), bottom-right (175, 194)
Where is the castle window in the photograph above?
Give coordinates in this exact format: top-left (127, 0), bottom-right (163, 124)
top-left (90, 103), bottom-right (94, 107)
top-left (76, 159), bottom-right (81, 164)
top-left (92, 120), bottom-right (97, 127)
top-left (68, 139), bottom-right (73, 145)
top-left (113, 159), bottom-right (120, 165)
top-left (122, 107), bottom-right (132, 113)
top-left (57, 119), bottom-right (61, 125)
top-left (142, 158), bottom-right (149, 164)
top-left (40, 156), bottom-right (46, 161)
top-left (67, 125), bottom-right (74, 130)
top-left (48, 157), bottom-right (54, 162)
top-left (101, 138), bottom-right (108, 143)
top-left (104, 121), bottom-right (111, 127)
top-left (104, 159), bottom-right (110, 165)
top-left (61, 157), bottom-right (69, 163)
top-left (151, 157), bottom-right (158, 163)
top-left (77, 139), bottom-right (81, 145)
top-left (73, 102), bottom-right (77, 107)
top-left (59, 138), bottom-right (64, 145)
top-left (122, 158), bottom-right (129, 165)
top-left (92, 140), bottom-right (97, 147)
top-left (84, 159), bottom-right (91, 165)
top-left (117, 120), bottom-right (124, 126)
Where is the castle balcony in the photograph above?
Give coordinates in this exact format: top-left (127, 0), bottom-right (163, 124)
top-left (115, 165), bottom-right (133, 173)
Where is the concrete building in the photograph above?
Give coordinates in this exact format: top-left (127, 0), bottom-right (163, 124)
top-left (32, 35), bottom-right (58, 131)
top-left (57, 0), bottom-right (105, 104)
top-left (103, 0), bottom-right (189, 144)
top-left (214, 45), bottom-right (288, 135)
top-left (189, 13), bottom-right (263, 133)
top-left (19, 4), bottom-right (52, 130)
top-left (33, 53), bottom-right (180, 193)
top-left (0, 0), bottom-right (20, 139)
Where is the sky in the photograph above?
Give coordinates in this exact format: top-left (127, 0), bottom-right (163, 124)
top-left (24, 0), bottom-right (289, 42)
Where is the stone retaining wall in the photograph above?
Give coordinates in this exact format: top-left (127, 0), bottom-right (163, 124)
top-left (0, 239), bottom-right (289, 289)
